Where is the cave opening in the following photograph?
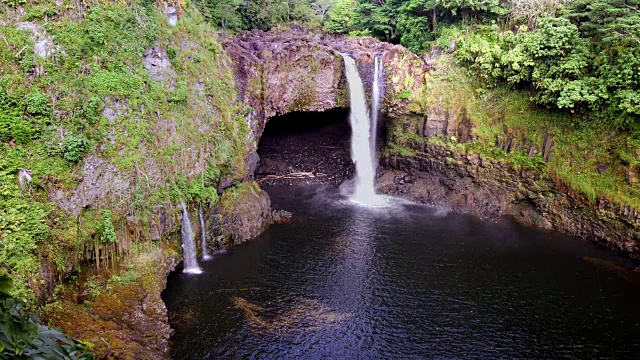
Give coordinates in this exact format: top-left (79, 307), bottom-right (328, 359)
top-left (256, 108), bottom-right (356, 186)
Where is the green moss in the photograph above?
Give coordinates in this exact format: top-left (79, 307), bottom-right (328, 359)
top-left (0, 1), bottom-right (250, 303)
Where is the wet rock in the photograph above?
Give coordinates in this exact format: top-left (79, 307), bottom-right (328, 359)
top-left (17, 22), bottom-right (62, 58)
top-left (49, 155), bottom-right (131, 216)
top-left (258, 158), bottom-right (290, 175)
top-left (246, 151), bottom-right (260, 176)
top-left (212, 182), bottom-right (272, 247)
top-left (43, 245), bottom-right (179, 360)
top-left (222, 27), bottom-right (428, 141)
top-left (18, 169), bottom-right (32, 189)
top-left (164, 2), bottom-right (178, 26)
top-left (255, 110), bottom-right (354, 186)
top-left (102, 97), bottom-right (128, 123)
top-left (425, 105), bottom-right (447, 137)
top-left (379, 143), bottom-right (640, 257)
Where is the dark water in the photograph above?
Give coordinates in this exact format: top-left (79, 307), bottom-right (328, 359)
top-left (163, 185), bottom-right (640, 359)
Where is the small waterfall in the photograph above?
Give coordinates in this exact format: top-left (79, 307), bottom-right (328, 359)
top-left (199, 203), bottom-right (211, 260)
top-left (341, 54), bottom-right (386, 206)
top-left (370, 56), bottom-right (384, 171)
top-left (181, 201), bottom-right (202, 274)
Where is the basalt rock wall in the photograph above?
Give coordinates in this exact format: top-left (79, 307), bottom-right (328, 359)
top-left (380, 143), bottom-right (640, 257)
top-left (221, 27), bottom-right (430, 148)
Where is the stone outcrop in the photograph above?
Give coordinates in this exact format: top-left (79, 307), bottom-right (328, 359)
top-left (380, 143), bottom-right (640, 257)
top-left (143, 45), bottom-right (176, 89)
top-left (222, 26), bottom-right (429, 144)
top-left (209, 181), bottom-right (273, 249)
top-left (17, 22), bottom-right (62, 58)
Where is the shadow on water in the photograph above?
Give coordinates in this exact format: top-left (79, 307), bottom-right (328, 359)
top-left (163, 185), bottom-right (640, 359)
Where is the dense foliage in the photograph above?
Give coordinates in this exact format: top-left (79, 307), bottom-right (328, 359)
top-left (193, 0), bottom-right (640, 131)
top-left (0, 275), bottom-right (92, 358)
top-left (1, 0), bottom-right (248, 300)
top-left (456, 1), bottom-right (640, 130)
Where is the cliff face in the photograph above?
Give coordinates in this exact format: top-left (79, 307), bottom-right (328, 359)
top-left (221, 28), bottom-right (640, 257)
top-left (221, 27), bottom-right (430, 144)
top-left (380, 145), bottom-right (640, 255)
top-left (380, 57), bottom-right (640, 257)
top-left (4, 1), bottom-right (637, 357)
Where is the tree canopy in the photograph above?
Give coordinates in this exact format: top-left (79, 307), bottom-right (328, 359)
top-left (188, 0), bottom-right (640, 130)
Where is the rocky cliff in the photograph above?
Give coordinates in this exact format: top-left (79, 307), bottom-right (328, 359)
top-left (380, 145), bottom-right (640, 256)
top-left (379, 57), bottom-right (640, 257)
top-left (221, 26), bottom-right (430, 145)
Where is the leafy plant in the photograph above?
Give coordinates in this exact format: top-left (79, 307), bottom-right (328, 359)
top-left (61, 134), bottom-right (89, 163)
top-left (396, 89), bottom-right (413, 99)
top-left (0, 275), bottom-right (93, 359)
top-left (24, 90), bottom-right (51, 117)
top-left (100, 210), bottom-right (117, 244)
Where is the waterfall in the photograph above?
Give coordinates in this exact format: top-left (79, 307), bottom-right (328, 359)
top-left (341, 54), bottom-right (386, 206)
top-left (199, 203), bottom-right (211, 260)
top-left (181, 201), bottom-right (202, 274)
top-left (370, 56), bottom-right (384, 171)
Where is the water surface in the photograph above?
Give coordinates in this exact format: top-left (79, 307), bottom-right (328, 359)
top-left (164, 185), bottom-right (640, 359)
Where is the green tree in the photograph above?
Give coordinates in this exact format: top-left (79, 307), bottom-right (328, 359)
top-left (238, 0), bottom-right (276, 30)
top-left (198, 0), bottom-right (242, 30)
top-left (311, 0), bottom-right (333, 24)
top-left (505, 0), bottom-right (571, 28)
top-left (566, 0), bottom-right (640, 127)
top-left (356, 0), bottom-right (402, 41)
top-left (324, 0), bottom-right (358, 33)
top-left (457, 17), bottom-right (598, 110)
top-left (439, 0), bottom-right (506, 22)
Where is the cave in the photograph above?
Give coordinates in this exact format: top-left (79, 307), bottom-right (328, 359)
top-left (256, 108), bottom-right (356, 186)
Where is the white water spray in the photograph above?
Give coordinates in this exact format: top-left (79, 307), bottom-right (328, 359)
top-left (181, 201), bottom-right (202, 274)
top-left (341, 54), bottom-right (387, 206)
top-left (199, 203), bottom-right (211, 260)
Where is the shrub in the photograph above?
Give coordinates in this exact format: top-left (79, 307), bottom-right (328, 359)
top-left (0, 275), bottom-right (93, 358)
top-left (89, 70), bottom-right (142, 97)
top-left (101, 210), bottom-right (117, 243)
top-left (25, 90), bottom-right (51, 117)
top-left (61, 133), bottom-right (89, 163)
top-left (0, 88), bottom-right (36, 144)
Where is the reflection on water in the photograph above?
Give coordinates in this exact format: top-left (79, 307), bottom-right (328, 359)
top-left (163, 185), bottom-right (640, 359)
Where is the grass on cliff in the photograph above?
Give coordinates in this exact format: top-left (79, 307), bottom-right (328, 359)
top-left (0, 0), bottom-right (250, 301)
top-left (389, 55), bottom-right (640, 210)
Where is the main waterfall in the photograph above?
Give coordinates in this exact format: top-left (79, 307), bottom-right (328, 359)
top-left (181, 201), bottom-right (202, 274)
top-left (341, 54), bottom-right (386, 206)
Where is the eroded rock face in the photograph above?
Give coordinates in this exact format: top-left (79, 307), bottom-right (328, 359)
top-left (50, 156), bottom-right (131, 216)
top-left (17, 22), bottom-right (62, 58)
top-left (42, 245), bottom-right (179, 360)
top-left (143, 46), bottom-right (176, 88)
top-left (380, 144), bottom-right (640, 257)
top-left (210, 181), bottom-right (272, 249)
top-left (221, 27), bottom-right (429, 143)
